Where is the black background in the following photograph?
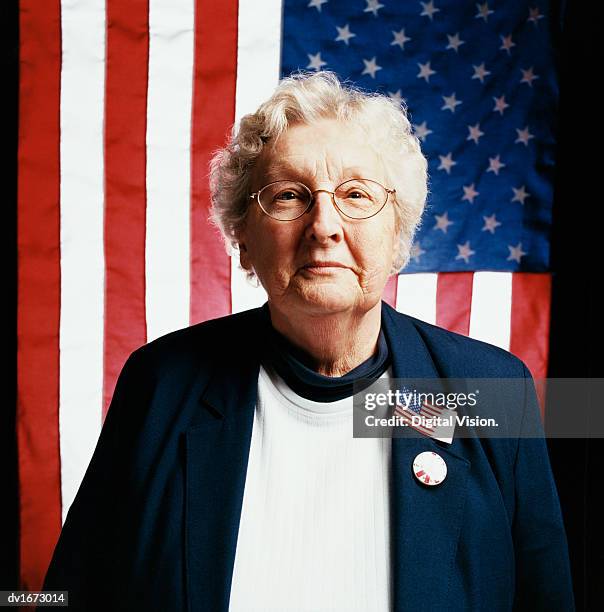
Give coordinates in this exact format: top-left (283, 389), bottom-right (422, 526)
top-left (546, 0), bottom-right (602, 608)
top-left (2, 0), bottom-right (602, 608)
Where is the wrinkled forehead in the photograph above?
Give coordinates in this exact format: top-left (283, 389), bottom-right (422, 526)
top-left (251, 119), bottom-right (385, 186)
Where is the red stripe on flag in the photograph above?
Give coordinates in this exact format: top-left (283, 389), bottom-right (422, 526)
top-left (436, 272), bottom-right (474, 335)
top-left (189, 0), bottom-right (238, 323)
top-left (421, 405), bottom-right (442, 418)
top-left (17, 0), bottom-right (63, 591)
top-left (103, 0), bottom-right (149, 418)
top-left (394, 407), bottom-right (435, 435)
top-left (510, 273), bottom-right (552, 416)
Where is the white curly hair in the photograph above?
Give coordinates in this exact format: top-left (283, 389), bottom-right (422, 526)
top-left (209, 70), bottom-right (429, 275)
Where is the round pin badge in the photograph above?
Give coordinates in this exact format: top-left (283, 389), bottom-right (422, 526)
top-left (413, 451), bottom-right (447, 486)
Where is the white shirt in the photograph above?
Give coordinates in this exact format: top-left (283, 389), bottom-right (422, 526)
top-left (228, 364), bottom-right (392, 612)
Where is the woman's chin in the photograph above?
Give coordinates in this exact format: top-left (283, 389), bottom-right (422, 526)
top-left (289, 281), bottom-right (362, 314)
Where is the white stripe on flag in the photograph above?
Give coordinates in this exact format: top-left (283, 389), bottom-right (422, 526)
top-left (234, 0), bottom-right (283, 124)
top-left (469, 271), bottom-right (512, 350)
top-left (145, 0), bottom-right (195, 341)
top-left (395, 273), bottom-right (438, 324)
top-left (59, 0), bottom-right (106, 523)
top-left (230, 0), bottom-right (282, 313)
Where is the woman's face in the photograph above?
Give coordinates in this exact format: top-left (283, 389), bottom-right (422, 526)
top-left (238, 118), bottom-right (400, 318)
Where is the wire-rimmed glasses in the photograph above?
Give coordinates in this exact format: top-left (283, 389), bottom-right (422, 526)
top-left (249, 178), bottom-right (396, 221)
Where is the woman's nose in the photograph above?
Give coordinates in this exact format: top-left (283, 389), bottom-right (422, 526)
top-left (303, 190), bottom-right (344, 244)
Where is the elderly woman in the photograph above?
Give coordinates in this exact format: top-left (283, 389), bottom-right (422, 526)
top-left (43, 71), bottom-right (574, 611)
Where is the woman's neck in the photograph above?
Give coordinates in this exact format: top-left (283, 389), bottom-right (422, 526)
top-left (266, 301), bottom-right (383, 377)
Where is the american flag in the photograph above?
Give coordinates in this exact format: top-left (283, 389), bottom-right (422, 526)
top-left (393, 388), bottom-right (456, 443)
top-left (17, 0), bottom-right (555, 591)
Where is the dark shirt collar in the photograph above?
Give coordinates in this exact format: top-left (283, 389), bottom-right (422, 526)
top-left (259, 302), bottom-right (391, 402)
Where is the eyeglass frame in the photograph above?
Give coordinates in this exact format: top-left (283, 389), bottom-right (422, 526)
top-left (249, 178), bottom-right (396, 221)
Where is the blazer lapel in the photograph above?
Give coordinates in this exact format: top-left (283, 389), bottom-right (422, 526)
top-left (382, 302), bottom-right (471, 610)
top-left (185, 317), bottom-right (261, 612)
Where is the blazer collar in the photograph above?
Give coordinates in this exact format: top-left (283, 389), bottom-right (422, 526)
top-left (186, 301), bottom-right (470, 611)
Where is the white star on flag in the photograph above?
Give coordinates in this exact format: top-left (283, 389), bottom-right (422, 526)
top-left (308, 0), bottom-right (328, 12)
top-left (493, 95), bottom-right (509, 115)
top-left (420, 1), bottom-right (440, 20)
top-left (434, 211), bottom-right (454, 232)
top-left (441, 93), bottom-right (462, 113)
top-left (472, 63), bottom-right (491, 83)
top-left (307, 52), bottom-right (327, 71)
top-left (438, 153), bottom-right (457, 174)
top-left (388, 90), bottom-right (403, 104)
top-left (391, 28), bottom-right (411, 50)
top-left (527, 7), bottom-right (544, 26)
top-left (467, 123), bottom-right (484, 144)
top-left (515, 127), bottom-right (535, 146)
top-left (364, 0), bottom-right (384, 17)
top-left (362, 57), bottom-right (382, 78)
top-left (511, 185), bottom-right (530, 204)
top-left (475, 2), bottom-right (494, 22)
top-left (487, 155), bottom-right (506, 175)
top-left (417, 61), bottom-right (436, 82)
top-left (456, 241), bottom-right (476, 263)
top-left (520, 66), bottom-right (539, 86)
top-left (507, 243), bottom-right (527, 263)
top-left (335, 24), bottom-right (356, 45)
top-left (500, 34), bottom-right (515, 54)
top-left (482, 213), bottom-right (502, 234)
top-left (413, 121), bottom-right (433, 141)
top-left (446, 32), bottom-right (465, 52)
top-left (462, 183), bottom-right (480, 203)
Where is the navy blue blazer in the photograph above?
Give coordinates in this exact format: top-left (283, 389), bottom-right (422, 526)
top-left (42, 301), bottom-right (574, 611)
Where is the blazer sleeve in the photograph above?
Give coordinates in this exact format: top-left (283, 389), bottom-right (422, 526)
top-left (512, 362), bottom-right (575, 611)
top-left (40, 349), bottom-right (149, 611)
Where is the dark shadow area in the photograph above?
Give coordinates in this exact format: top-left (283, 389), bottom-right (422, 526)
top-left (547, 1), bottom-right (601, 610)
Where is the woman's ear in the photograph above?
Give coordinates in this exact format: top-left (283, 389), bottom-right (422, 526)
top-left (238, 240), bottom-right (252, 271)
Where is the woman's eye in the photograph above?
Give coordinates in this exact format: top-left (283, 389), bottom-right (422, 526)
top-left (275, 191), bottom-right (300, 200)
top-left (347, 190), bottom-right (368, 199)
